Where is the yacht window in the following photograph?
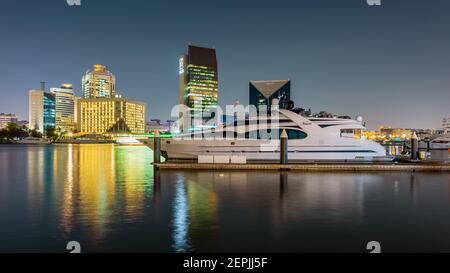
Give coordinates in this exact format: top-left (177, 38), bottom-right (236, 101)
top-left (243, 129), bottom-right (307, 140)
top-left (284, 129), bottom-right (308, 140)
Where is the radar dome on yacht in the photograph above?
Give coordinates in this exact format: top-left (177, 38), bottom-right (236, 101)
top-left (356, 116), bottom-right (363, 122)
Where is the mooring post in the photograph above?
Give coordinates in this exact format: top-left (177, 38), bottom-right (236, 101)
top-left (154, 130), bottom-right (161, 164)
top-left (402, 141), bottom-right (407, 153)
top-left (410, 132), bottom-right (418, 160)
top-left (280, 129), bottom-right (288, 165)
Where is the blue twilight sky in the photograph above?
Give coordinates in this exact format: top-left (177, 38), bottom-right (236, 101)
top-left (0, 0), bottom-right (449, 129)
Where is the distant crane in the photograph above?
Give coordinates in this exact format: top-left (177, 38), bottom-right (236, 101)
top-left (40, 81), bottom-right (47, 92)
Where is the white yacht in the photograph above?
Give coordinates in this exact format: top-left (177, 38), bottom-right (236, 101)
top-left (141, 107), bottom-right (388, 163)
top-left (419, 131), bottom-right (450, 150)
top-left (16, 137), bottom-right (51, 145)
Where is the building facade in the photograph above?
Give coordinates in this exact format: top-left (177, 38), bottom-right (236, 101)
top-left (50, 84), bottom-right (75, 133)
top-left (29, 90), bottom-right (56, 134)
top-left (179, 45), bottom-right (218, 130)
top-left (74, 96), bottom-right (81, 131)
top-left (0, 113), bottom-right (18, 129)
top-left (77, 97), bottom-right (145, 134)
top-left (146, 119), bottom-right (172, 133)
top-left (249, 80), bottom-right (291, 112)
top-left (379, 127), bottom-right (413, 140)
top-left (82, 64), bottom-right (116, 99)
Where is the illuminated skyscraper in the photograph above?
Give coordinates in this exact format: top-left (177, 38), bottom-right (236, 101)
top-left (78, 97), bottom-right (146, 134)
top-left (51, 84), bottom-right (75, 133)
top-left (29, 90), bottom-right (55, 134)
top-left (249, 80), bottom-right (291, 112)
top-left (179, 45), bottom-right (218, 130)
top-left (82, 64), bottom-right (116, 99)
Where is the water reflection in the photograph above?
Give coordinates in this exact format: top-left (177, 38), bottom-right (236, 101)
top-left (23, 145), bottom-right (154, 248)
top-left (172, 175), bottom-right (191, 252)
top-left (161, 171), bottom-right (450, 252)
top-left (1, 144), bottom-right (450, 252)
top-left (171, 172), bottom-right (220, 252)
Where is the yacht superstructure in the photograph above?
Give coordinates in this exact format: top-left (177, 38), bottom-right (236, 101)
top-left (141, 108), bottom-right (388, 162)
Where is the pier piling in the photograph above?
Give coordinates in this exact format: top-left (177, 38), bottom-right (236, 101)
top-left (411, 132), bottom-right (419, 160)
top-left (280, 129), bottom-right (288, 165)
top-left (154, 130), bottom-right (161, 164)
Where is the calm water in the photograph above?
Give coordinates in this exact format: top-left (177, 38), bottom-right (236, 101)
top-left (1, 145), bottom-right (450, 253)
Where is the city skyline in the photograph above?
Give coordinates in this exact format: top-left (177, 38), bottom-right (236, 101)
top-left (1, 0), bottom-right (450, 130)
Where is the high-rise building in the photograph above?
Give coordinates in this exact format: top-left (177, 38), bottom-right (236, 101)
top-left (82, 64), bottom-right (116, 99)
top-left (0, 113), bottom-right (18, 129)
top-left (179, 45), bottom-right (219, 129)
top-left (29, 90), bottom-right (56, 134)
top-left (249, 80), bottom-right (291, 112)
top-left (50, 84), bottom-right (75, 133)
top-left (78, 97), bottom-right (146, 134)
top-left (43, 92), bottom-right (56, 132)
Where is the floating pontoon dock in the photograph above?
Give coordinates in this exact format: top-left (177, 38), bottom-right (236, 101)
top-left (153, 162), bottom-right (450, 172)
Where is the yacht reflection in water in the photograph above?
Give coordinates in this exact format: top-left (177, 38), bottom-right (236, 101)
top-left (165, 171), bottom-right (371, 252)
top-left (164, 170), bottom-right (431, 253)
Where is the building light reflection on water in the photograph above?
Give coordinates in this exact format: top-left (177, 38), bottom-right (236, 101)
top-left (172, 176), bottom-right (191, 253)
top-left (3, 144), bottom-right (449, 252)
top-left (61, 144), bottom-right (76, 234)
top-left (27, 147), bottom-right (46, 217)
top-left (25, 144), bottom-right (154, 246)
top-left (77, 144), bottom-right (116, 243)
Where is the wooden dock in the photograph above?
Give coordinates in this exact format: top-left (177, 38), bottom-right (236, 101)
top-left (153, 162), bottom-right (450, 172)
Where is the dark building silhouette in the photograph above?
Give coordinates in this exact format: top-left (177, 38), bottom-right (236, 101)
top-left (249, 80), bottom-right (291, 112)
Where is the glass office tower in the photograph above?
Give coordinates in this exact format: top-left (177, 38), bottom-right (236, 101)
top-left (29, 90), bottom-right (55, 134)
top-left (249, 80), bottom-right (291, 112)
top-left (43, 93), bottom-right (56, 132)
top-left (179, 45), bottom-right (218, 131)
top-left (51, 84), bottom-right (75, 133)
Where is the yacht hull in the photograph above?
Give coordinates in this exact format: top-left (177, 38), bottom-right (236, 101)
top-left (141, 138), bottom-right (390, 162)
top-left (141, 109), bottom-right (390, 162)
